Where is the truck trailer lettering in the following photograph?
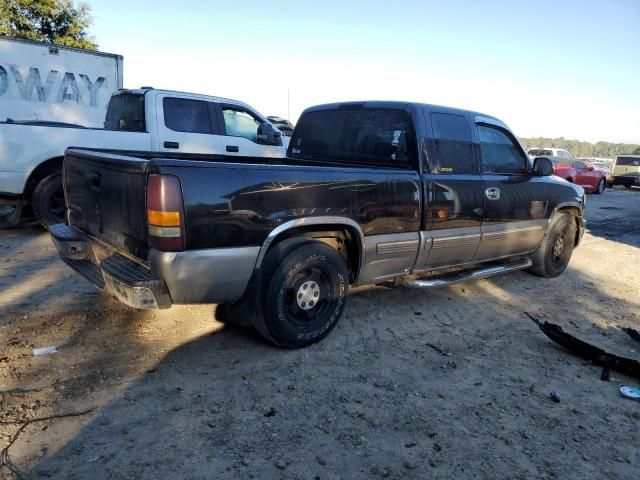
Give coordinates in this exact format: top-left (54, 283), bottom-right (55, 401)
top-left (0, 65), bottom-right (107, 107)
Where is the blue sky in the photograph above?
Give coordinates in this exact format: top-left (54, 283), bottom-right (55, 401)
top-left (87, 0), bottom-right (639, 143)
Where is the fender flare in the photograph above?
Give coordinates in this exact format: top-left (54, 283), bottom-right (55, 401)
top-left (254, 216), bottom-right (366, 279)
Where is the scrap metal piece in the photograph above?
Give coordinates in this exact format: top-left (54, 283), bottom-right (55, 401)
top-left (623, 327), bottom-right (640, 343)
top-left (525, 312), bottom-right (640, 381)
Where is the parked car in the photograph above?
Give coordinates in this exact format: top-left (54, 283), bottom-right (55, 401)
top-left (0, 88), bottom-right (285, 226)
top-left (50, 101), bottom-right (585, 348)
top-left (527, 148), bottom-right (606, 193)
top-left (609, 155), bottom-right (640, 189)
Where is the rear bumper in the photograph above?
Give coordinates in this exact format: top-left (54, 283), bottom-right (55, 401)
top-left (49, 223), bottom-right (259, 309)
top-left (50, 223), bottom-right (172, 309)
top-left (611, 175), bottom-right (640, 186)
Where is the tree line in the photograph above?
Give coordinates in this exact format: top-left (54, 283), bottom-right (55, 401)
top-left (519, 137), bottom-right (640, 159)
top-left (0, 0), bottom-right (96, 49)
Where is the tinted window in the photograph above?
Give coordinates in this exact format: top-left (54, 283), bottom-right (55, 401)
top-left (616, 156), bottom-right (640, 166)
top-left (223, 108), bottom-right (261, 142)
top-left (105, 93), bottom-right (146, 131)
top-left (289, 109), bottom-right (416, 165)
top-left (478, 125), bottom-right (528, 174)
top-left (163, 97), bottom-right (212, 134)
top-left (430, 113), bottom-right (475, 174)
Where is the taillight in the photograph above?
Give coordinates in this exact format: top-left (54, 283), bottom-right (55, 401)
top-left (146, 174), bottom-right (185, 251)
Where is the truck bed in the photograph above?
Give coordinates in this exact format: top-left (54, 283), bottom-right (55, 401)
top-left (64, 148), bottom-right (422, 259)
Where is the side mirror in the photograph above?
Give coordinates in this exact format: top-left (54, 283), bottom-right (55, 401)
top-left (587, 166), bottom-right (594, 172)
top-left (533, 157), bottom-right (554, 176)
top-left (257, 123), bottom-right (283, 146)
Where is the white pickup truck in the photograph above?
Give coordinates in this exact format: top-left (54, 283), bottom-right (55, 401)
top-left (0, 88), bottom-right (286, 226)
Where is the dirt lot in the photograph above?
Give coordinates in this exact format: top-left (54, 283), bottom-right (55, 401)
top-left (1, 187), bottom-right (639, 480)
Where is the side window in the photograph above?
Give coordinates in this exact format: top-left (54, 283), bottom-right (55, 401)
top-left (222, 107), bottom-right (262, 142)
top-left (478, 125), bottom-right (528, 174)
top-left (163, 97), bottom-right (212, 134)
top-left (430, 113), bottom-right (475, 174)
top-left (573, 160), bottom-right (587, 169)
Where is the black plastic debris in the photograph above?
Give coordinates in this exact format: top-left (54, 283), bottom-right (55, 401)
top-left (525, 312), bottom-right (640, 381)
top-left (623, 327), bottom-right (640, 343)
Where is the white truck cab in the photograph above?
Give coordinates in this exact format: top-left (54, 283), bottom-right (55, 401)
top-left (0, 87), bottom-right (285, 226)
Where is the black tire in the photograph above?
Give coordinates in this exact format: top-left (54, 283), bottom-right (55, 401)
top-left (32, 174), bottom-right (65, 228)
top-left (594, 178), bottom-right (605, 194)
top-left (255, 239), bottom-right (349, 348)
top-left (624, 185), bottom-right (632, 189)
top-left (529, 213), bottom-right (577, 278)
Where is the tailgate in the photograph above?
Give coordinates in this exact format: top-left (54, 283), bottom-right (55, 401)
top-left (64, 149), bottom-right (149, 259)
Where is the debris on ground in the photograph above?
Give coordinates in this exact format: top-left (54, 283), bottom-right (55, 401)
top-left (623, 328), bottom-right (640, 343)
top-left (525, 312), bottom-right (640, 380)
top-left (32, 346), bottom-right (57, 356)
top-left (549, 390), bottom-right (561, 403)
top-left (619, 385), bottom-right (640, 401)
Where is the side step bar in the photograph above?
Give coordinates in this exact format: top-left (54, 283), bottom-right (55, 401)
top-left (402, 258), bottom-right (533, 289)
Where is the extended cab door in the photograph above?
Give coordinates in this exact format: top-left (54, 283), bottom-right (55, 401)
top-left (417, 112), bottom-right (484, 269)
top-left (475, 120), bottom-right (547, 260)
top-left (217, 104), bottom-right (285, 158)
top-left (153, 94), bottom-right (223, 154)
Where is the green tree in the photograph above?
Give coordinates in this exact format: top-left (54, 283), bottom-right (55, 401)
top-left (0, 0), bottom-right (96, 50)
top-left (634, 146), bottom-right (640, 155)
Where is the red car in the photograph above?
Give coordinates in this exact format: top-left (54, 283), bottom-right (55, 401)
top-left (553, 158), bottom-right (607, 194)
top-left (528, 148), bottom-right (607, 194)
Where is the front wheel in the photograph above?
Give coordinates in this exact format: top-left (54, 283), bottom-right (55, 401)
top-left (529, 213), bottom-right (577, 278)
top-left (594, 178), bottom-right (605, 194)
top-left (255, 239), bottom-right (349, 348)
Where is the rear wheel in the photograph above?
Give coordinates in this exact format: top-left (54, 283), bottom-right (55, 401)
top-left (255, 239), bottom-right (349, 348)
top-left (594, 178), bottom-right (605, 194)
top-left (32, 174), bottom-right (65, 228)
top-left (529, 212), bottom-right (577, 278)
top-left (625, 185), bottom-right (632, 189)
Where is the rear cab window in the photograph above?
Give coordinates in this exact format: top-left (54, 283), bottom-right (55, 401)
top-left (429, 113), bottom-right (475, 174)
top-left (105, 92), bottom-right (146, 132)
top-left (163, 97), bottom-right (213, 134)
top-left (289, 108), bottom-right (417, 167)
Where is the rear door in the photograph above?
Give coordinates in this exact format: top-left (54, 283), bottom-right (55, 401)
top-left (418, 112), bottom-right (484, 269)
top-left (475, 121), bottom-right (546, 260)
top-left (217, 104), bottom-right (284, 158)
top-left (154, 95), bottom-right (223, 154)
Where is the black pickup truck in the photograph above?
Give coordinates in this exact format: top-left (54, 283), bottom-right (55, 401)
top-left (50, 101), bottom-right (586, 347)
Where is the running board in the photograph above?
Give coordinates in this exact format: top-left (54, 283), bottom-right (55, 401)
top-left (401, 258), bottom-right (533, 289)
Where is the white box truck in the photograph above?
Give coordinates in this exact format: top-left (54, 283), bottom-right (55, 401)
top-left (0, 36), bottom-right (123, 127)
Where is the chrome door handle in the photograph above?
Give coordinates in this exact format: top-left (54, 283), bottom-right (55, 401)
top-left (485, 187), bottom-right (500, 200)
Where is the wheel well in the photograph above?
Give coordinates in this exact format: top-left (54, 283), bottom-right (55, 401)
top-left (265, 225), bottom-right (362, 283)
top-left (24, 157), bottom-right (63, 203)
top-left (556, 206), bottom-right (582, 246)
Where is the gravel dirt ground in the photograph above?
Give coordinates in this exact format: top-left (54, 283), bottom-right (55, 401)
top-left (1, 187), bottom-right (639, 480)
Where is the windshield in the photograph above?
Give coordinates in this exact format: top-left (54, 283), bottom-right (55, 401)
top-left (528, 149), bottom-right (553, 157)
top-left (289, 108), bottom-right (416, 165)
top-left (104, 93), bottom-right (146, 132)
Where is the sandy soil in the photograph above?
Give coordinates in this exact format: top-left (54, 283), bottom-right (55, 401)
top-left (1, 187), bottom-right (639, 480)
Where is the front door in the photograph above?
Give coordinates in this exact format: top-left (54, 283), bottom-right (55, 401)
top-left (475, 122), bottom-right (546, 261)
top-left (418, 112), bottom-right (484, 270)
